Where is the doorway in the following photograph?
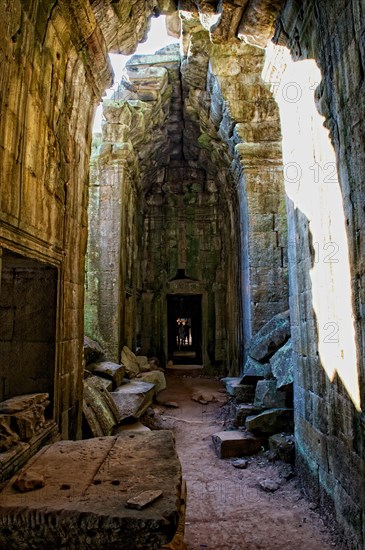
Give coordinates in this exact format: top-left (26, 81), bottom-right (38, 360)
top-left (167, 294), bottom-right (202, 365)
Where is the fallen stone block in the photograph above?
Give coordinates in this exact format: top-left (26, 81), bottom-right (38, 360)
top-left (221, 377), bottom-right (241, 396)
top-left (136, 356), bottom-right (151, 372)
top-left (254, 380), bottom-right (286, 409)
top-left (245, 408), bottom-right (294, 435)
top-left (269, 339), bottom-right (293, 389)
top-left (137, 370), bottom-right (166, 393)
top-left (248, 310), bottom-right (290, 362)
top-left (240, 356), bottom-right (272, 385)
top-left (268, 432), bottom-right (295, 463)
top-left (83, 377), bottom-right (121, 437)
top-left (232, 458), bottom-right (248, 469)
top-left (84, 335), bottom-right (105, 366)
top-left (88, 361), bottom-right (126, 388)
top-left (233, 404), bottom-right (264, 427)
top-left (0, 432), bottom-right (183, 549)
top-left (212, 431), bottom-right (265, 458)
top-left (121, 345), bottom-right (140, 378)
top-left (111, 380), bottom-right (156, 421)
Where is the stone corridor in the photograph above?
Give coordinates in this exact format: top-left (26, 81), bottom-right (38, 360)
top-left (1, 0), bottom-right (365, 548)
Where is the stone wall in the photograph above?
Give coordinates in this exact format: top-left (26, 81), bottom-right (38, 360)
top-left (263, 1), bottom-right (365, 547)
top-left (0, 0), bottom-right (112, 439)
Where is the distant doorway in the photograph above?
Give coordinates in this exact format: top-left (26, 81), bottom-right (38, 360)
top-left (167, 294), bottom-right (202, 364)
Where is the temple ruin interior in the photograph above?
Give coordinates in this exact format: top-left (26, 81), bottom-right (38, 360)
top-left (0, 0), bottom-right (365, 548)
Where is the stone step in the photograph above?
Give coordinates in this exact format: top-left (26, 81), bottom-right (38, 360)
top-left (245, 408), bottom-right (294, 434)
top-left (212, 430), bottom-right (266, 459)
top-left (221, 377), bottom-right (255, 402)
top-left (233, 404), bottom-right (264, 427)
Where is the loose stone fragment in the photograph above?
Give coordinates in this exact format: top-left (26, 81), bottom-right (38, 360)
top-left (259, 479), bottom-right (280, 493)
top-left (232, 458), bottom-right (248, 469)
top-left (212, 431), bottom-right (265, 459)
top-left (126, 489), bottom-right (163, 510)
top-left (13, 471), bottom-right (45, 492)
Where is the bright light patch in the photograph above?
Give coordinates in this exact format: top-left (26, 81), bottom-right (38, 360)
top-left (92, 16), bottom-right (179, 133)
top-left (263, 44), bottom-right (361, 410)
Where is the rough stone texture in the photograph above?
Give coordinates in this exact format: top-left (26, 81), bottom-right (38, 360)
top-left (0, 433), bottom-right (182, 549)
top-left (88, 361), bottom-right (126, 388)
top-left (110, 380), bottom-right (156, 421)
top-left (248, 310), bottom-right (290, 361)
top-left (233, 404), bottom-right (264, 427)
top-left (212, 430), bottom-right (265, 458)
top-left (240, 356), bottom-right (272, 384)
top-left (137, 371), bottom-right (167, 394)
top-left (269, 339), bottom-right (293, 389)
top-left (121, 346), bottom-right (141, 379)
top-left (253, 380), bottom-right (286, 409)
top-left (84, 336), bottom-right (106, 366)
top-left (246, 408), bottom-right (294, 435)
top-left (268, 433), bottom-right (295, 464)
top-left (83, 376), bottom-right (121, 437)
top-left (263, 2), bottom-right (365, 546)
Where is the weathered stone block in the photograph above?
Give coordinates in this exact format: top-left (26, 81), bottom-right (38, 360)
top-left (110, 380), bottom-right (156, 421)
top-left (212, 430), bottom-right (265, 458)
top-left (84, 336), bottom-right (105, 366)
top-left (246, 408), bottom-right (294, 434)
top-left (248, 310), bottom-right (291, 361)
top-left (233, 404), bottom-right (264, 427)
top-left (269, 339), bottom-right (293, 389)
top-left (88, 361), bottom-right (126, 387)
top-left (268, 433), bottom-right (295, 463)
top-left (136, 371), bottom-right (166, 394)
top-left (254, 380), bottom-right (286, 409)
top-left (121, 346), bottom-right (140, 379)
top-left (240, 355), bottom-right (272, 385)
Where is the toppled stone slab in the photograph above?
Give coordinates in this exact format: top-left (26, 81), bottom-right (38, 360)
top-left (268, 433), bottom-right (295, 463)
top-left (254, 380), bottom-right (286, 409)
top-left (88, 361), bottom-right (126, 388)
top-left (0, 432), bottom-right (182, 550)
top-left (248, 310), bottom-right (290, 362)
top-left (212, 431), bottom-right (265, 458)
top-left (246, 409), bottom-right (294, 434)
top-left (240, 356), bottom-right (272, 385)
top-left (121, 346), bottom-right (140, 379)
top-left (269, 339), bottom-right (293, 389)
top-left (110, 380), bottom-right (156, 421)
top-left (136, 356), bottom-right (151, 372)
top-left (83, 377), bottom-right (121, 437)
top-left (137, 371), bottom-right (166, 394)
top-left (233, 404), bottom-right (264, 427)
top-left (84, 335), bottom-right (105, 366)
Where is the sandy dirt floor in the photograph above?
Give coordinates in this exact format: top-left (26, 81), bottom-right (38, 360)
top-left (152, 371), bottom-right (345, 550)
